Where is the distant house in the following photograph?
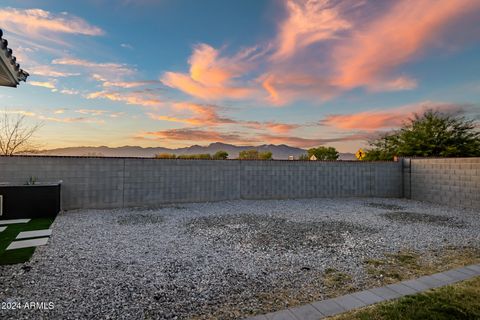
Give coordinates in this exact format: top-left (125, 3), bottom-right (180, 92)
top-left (309, 155), bottom-right (317, 161)
top-left (0, 29), bottom-right (29, 87)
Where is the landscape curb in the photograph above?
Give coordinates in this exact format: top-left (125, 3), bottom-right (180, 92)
top-left (244, 264), bottom-right (480, 320)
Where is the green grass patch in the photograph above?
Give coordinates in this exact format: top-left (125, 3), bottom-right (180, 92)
top-left (0, 217), bottom-right (55, 265)
top-left (330, 276), bottom-right (480, 320)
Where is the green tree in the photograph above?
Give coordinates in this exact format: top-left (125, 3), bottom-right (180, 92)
top-left (307, 146), bottom-right (339, 160)
top-left (365, 110), bottom-right (480, 160)
top-left (176, 153), bottom-right (212, 159)
top-left (258, 151), bottom-right (272, 160)
top-left (239, 149), bottom-right (259, 159)
top-left (155, 153), bottom-right (176, 159)
top-left (238, 149), bottom-right (273, 160)
top-left (298, 154), bottom-right (309, 160)
top-left (213, 150), bottom-right (228, 160)
top-left (195, 153), bottom-right (212, 159)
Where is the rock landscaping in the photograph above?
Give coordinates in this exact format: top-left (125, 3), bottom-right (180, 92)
top-left (0, 198), bottom-right (478, 319)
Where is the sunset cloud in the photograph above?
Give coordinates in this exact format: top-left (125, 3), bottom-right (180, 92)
top-left (86, 90), bottom-right (163, 107)
top-left (162, 44), bottom-right (261, 100)
top-left (257, 0), bottom-right (480, 103)
top-left (272, 0), bottom-right (350, 61)
top-left (147, 103), bottom-right (235, 126)
top-left (101, 80), bottom-right (160, 88)
top-left (53, 108), bottom-right (67, 114)
top-left (146, 102), bottom-right (301, 134)
top-left (75, 109), bottom-right (124, 118)
top-left (4, 110), bottom-right (37, 117)
top-left (3, 2), bottom-right (479, 152)
top-left (136, 127), bottom-right (366, 149)
top-left (60, 89), bottom-right (80, 95)
top-left (259, 72), bottom-right (337, 105)
top-left (137, 128), bottom-right (255, 144)
top-left (0, 8), bottom-right (104, 37)
top-left (332, 0), bottom-right (480, 90)
top-left (75, 109), bottom-right (108, 116)
top-left (244, 121), bottom-right (300, 134)
top-left (53, 58), bottom-right (135, 77)
top-left (321, 101), bottom-right (469, 130)
top-left (258, 133), bottom-right (368, 148)
top-left (38, 115), bottom-right (105, 124)
top-left (29, 65), bottom-right (80, 78)
top-left (157, 1), bottom-right (480, 105)
top-left (29, 81), bottom-right (56, 89)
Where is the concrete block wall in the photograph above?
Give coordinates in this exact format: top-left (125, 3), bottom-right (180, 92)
top-left (0, 157), bottom-right (124, 209)
top-left (0, 156), bottom-right (403, 210)
top-left (409, 158), bottom-right (480, 208)
top-left (123, 158), bottom-right (240, 206)
top-left (240, 161), bottom-right (402, 199)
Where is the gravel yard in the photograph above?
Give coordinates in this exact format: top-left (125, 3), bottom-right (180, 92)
top-left (1, 198), bottom-right (479, 319)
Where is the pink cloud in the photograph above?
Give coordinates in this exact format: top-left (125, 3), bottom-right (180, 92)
top-left (321, 101), bottom-right (469, 130)
top-left (53, 58), bottom-right (135, 77)
top-left (147, 103), bottom-right (235, 126)
top-left (0, 8), bottom-right (104, 37)
top-left (136, 128), bottom-right (255, 144)
top-left (258, 133), bottom-right (367, 148)
top-left (244, 121), bottom-right (300, 134)
top-left (161, 44), bottom-right (261, 100)
top-left (259, 72), bottom-right (337, 105)
top-left (29, 65), bottom-right (80, 78)
top-left (135, 126), bottom-right (366, 149)
top-left (29, 81), bottom-right (56, 89)
top-left (272, 0), bottom-right (350, 61)
top-left (86, 90), bottom-right (163, 107)
top-left (332, 0), bottom-right (480, 90)
top-left (256, 0), bottom-right (480, 103)
top-left (146, 102), bottom-right (301, 134)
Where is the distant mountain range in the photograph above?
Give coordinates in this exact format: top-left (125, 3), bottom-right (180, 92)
top-left (35, 142), bottom-right (356, 160)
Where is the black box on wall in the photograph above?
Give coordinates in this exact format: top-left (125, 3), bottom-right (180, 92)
top-left (0, 183), bottom-right (61, 219)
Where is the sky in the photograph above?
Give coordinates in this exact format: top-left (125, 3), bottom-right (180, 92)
top-left (0, 0), bottom-right (479, 152)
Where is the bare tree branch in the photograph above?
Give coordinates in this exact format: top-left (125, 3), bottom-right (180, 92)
top-left (0, 111), bottom-right (43, 156)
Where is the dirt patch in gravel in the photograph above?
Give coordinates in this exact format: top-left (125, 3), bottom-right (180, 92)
top-left (363, 246), bottom-right (480, 288)
top-left (380, 211), bottom-right (466, 228)
top-left (186, 214), bottom-right (378, 251)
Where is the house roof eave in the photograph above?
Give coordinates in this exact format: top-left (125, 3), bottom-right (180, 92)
top-left (0, 29), bottom-right (29, 87)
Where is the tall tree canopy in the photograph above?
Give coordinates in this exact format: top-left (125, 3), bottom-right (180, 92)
top-left (364, 110), bottom-right (480, 160)
top-left (307, 146), bottom-right (339, 160)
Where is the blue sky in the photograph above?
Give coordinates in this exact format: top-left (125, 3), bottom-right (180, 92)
top-left (1, 0), bottom-right (479, 152)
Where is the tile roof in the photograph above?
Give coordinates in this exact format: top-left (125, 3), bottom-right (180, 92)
top-left (0, 29), bottom-right (29, 87)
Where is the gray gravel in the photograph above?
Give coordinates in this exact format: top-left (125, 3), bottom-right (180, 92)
top-left (1, 198), bottom-right (479, 319)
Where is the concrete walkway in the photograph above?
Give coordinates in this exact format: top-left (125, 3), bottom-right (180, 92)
top-left (245, 264), bottom-right (480, 320)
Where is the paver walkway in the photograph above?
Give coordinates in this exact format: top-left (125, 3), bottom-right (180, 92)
top-left (6, 237), bottom-right (49, 250)
top-left (245, 264), bottom-right (480, 320)
top-left (16, 229), bottom-right (52, 239)
top-left (0, 219), bottom-right (31, 225)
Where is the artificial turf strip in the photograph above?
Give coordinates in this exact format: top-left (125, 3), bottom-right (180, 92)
top-left (331, 276), bottom-right (480, 320)
top-left (0, 217), bottom-right (54, 265)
